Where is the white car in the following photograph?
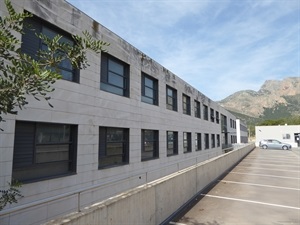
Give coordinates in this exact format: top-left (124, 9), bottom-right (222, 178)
top-left (259, 139), bottom-right (292, 150)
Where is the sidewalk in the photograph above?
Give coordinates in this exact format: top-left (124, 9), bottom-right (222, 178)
top-left (173, 147), bottom-right (300, 225)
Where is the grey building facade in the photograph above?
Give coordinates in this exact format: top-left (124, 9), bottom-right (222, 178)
top-left (0, 0), bottom-right (245, 224)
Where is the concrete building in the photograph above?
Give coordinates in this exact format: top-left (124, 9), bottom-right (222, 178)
top-left (255, 125), bottom-right (300, 148)
top-left (0, 0), bottom-right (247, 224)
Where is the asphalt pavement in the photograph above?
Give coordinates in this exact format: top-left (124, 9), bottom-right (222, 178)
top-left (172, 147), bottom-right (300, 225)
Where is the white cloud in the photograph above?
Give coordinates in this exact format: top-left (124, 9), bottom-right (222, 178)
top-left (67, 0), bottom-right (299, 101)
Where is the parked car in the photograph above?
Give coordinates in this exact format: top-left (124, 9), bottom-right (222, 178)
top-left (259, 139), bottom-right (292, 150)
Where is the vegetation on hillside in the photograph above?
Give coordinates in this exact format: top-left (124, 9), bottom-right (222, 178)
top-left (257, 116), bottom-right (300, 126)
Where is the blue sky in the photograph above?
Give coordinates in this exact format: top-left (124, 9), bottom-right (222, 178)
top-left (67, 0), bottom-right (299, 101)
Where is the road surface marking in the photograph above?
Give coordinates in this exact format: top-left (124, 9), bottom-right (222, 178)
top-left (219, 180), bottom-right (300, 191)
top-left (230, 172), bottom-right (300, 179)
top-left (234, 165), bottom-right (300, 173)
top-left (237, 162), bottom-right (300, 168)
top-left (201, 194), bottom-right (300, 210)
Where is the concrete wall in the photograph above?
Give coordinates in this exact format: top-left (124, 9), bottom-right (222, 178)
top-left (44, 143), bottom-right (255, 225)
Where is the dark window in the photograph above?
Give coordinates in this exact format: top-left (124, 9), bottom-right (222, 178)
top-left (203, 104), bottom-right (208, 120)
top-left (167, 131), bottom-right (178, 156)
top-left (211, 134), bottom-right (215, 148)
top-left (221, 114), bottom-right (227, 133)
top-left (100, 53), bottom-right (129, 97)
top-left (217, 134), bottom-right (220, 147)
top-left (99, 127), bottom-right (129, 168)
top-left (141, 130), bottom-right (159, 161)
top-left (183, 132), bottom-right (192, 153)
top-left (182, 94), bottom-right (191, 115)
top-left (282, 134), bottom-right (291, 139)
top-left (195, 133), bottom-right (202, 151)
top-left (194, 100), bottom-right (201, 118)
top-left (210, 108), bottom-right (215, 122)
top-left (204, 133), bottom-right (209, 149)
top-left (13, 121), bottom-right (77, 183)
top-left (22, 16), bottom-right (79, 82)
top-left (141, 73), bottom-right (158, 105)
top-left (166, 86), bottom-right (177, 111)
top-left (216, 111), bottom-right (220, 124)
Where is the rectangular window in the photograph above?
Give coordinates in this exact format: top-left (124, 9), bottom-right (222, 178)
top-left (141, 130), bottom-right (159, 161)
top-left (194, 100), bottom-right (201, 118)
top-left (216, 111), bottom-right (220, 124)
top-left (22, 16), bottom-right (79, 82)
top-left (183, 132), bottom-right (192, 153)
top-left (182, 94), bottom-right (191, 115)
top-left (100, 53), bottom-right (130, 97)
top-left (221, 114), bottom-right (227, 133)
top-left (210, 108), bottom-right (215, 122)
top-left (13, 121), bottom-right (77, 182)
top-left (99, 127), bottom-right (129, 168)
top-left (217, 134), bottom-right (220, 147)
top-left (141, 73), bottom-right (158, 105)
top-left (204, 133), bottom-right (209, 149)
top-left (211, 134), bottom-right (215, 148)
top-left (282, 134), bottom-right (291, 139)
top-left (195, 133), bottom-right (202, 151)
top-left (167, 131), bottom-right (178, 156)
top-left (166, 86), bottom-right (177, 111)
top-left (203, 104), bottom-right (208, 120)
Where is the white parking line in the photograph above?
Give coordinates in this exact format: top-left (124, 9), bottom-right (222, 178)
top-left (201, 194), bottom-right (300, 210)
top-left (235, 165), bottom-right (300, 173)
top-left (242, 159), bottom-right (300, 164)
top-left (238, 162), bottom-right (300, 168)
top-left (230, 172), bottom-right (300, 179)
top-left (219, 180), bottom-right (300, 191)
top-left (169, 222), bottom-right (186, 225)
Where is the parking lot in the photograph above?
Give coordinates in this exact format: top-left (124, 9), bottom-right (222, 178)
top-left (173, 147), bottom-right (300, 225)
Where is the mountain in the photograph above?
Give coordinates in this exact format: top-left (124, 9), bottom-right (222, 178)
top-left (218, 77), bottom-right (300, 123)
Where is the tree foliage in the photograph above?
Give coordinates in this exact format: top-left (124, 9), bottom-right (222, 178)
top-left (0, 179), bottom-right (23, 211)
top-left (0, 0), bottom-right (110, 210)
top-left (0, 0), bottom-right (110, 123)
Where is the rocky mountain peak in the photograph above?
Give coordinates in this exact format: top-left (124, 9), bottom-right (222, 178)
top-left (219, 77), bottom-right (300, 118)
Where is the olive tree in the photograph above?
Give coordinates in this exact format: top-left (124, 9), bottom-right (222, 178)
top-left (0, 0), bottom-right (109, 124)
top-left (0, 0), bottom-right (109, 210)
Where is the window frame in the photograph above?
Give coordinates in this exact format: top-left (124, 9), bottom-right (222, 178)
top-left (141, 129), bottom-right (159, 161)
top-left (195, 133), bottom-right (202, 151)
top-left (204, 133), bottom-right (210, 149)
top-left (194, 100), bottom-right (201, 118)
top-left (141, 73), bottom-right (158, 105)
top-left (166, 85), bottom-right (178, 111)
top-left (100, 52), bottom-right (130, 97)
top-left (183, 132), bottom-right (192, 153)
top-left (21, 16), bottom-right (79, 83)
top-left (12, 121), bottom-right (77, 183)
top-left (182, 94), bottom-right (191, 115)
top-left (210, 108), bottom-right (215, 122)
top-left (99, 127), bottom-right (129, 169)
top-left (203, 104), bottom-right (209, 120)
top-left (167, 131), bottom-right (178, 156)
top-left (211, 134), bottom-right (215, 148)
top-left (216, 111), bottom-right (220, 124)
